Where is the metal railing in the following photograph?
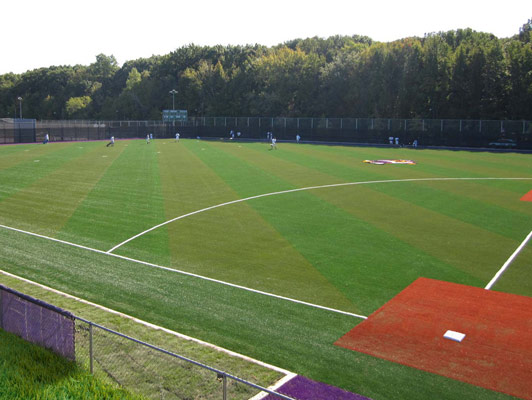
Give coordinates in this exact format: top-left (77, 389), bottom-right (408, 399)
top-left (75, 317), bottom-right (294, 400)
top-left (0, 284), bottom-right (293, 399)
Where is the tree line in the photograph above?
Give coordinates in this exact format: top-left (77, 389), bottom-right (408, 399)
top-left (1, 20), bottom-right (531, 121)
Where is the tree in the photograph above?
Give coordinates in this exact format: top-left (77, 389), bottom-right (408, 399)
top-left (65, 96), bottom-right (92, 118)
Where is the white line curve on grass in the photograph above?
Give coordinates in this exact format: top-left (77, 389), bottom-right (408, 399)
top-left (108, 177), bottom-right (532, 253)
top-left (0, 223), bottom-right (368, 320)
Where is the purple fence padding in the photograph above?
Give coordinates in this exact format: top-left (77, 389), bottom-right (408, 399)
top-left (1, 287), bottom-right (75, 361)
top-left (263, 375), bottom-right (371, 400)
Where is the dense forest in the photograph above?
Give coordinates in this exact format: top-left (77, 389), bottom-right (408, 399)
top-left (1, 20), bottom-right (531, 121)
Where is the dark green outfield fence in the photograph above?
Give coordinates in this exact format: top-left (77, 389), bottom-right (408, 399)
top-left (1, 117), bottom-right (531, 149)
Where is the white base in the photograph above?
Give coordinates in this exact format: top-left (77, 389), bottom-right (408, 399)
top-left (444, 330), bottom-right (466, 342)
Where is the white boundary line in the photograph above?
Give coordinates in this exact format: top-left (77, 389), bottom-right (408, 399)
top-left (0, 223), bottom-right (367, 320)
top-left (1, 177), bottom-right (530, 321)
top-left (485, 230), bottom-right (532, 290)
top-left (108, 177), bottom-right (532, 253)
top-left (0, 268), bottom-right (293, 376)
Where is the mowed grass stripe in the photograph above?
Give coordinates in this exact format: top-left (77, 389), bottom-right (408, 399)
top-left (151, 140), bottom-right (359, 312)
top-left (264, 144), bottom-right (532, 240)
top-left (0, 227), bottom-right (512, 400)
top-left (209, 143), bottom-right (497, 304)
top-left (57, 140), bottom-right (167, 256)
top-left (0, 143), bottom-right (97, 202)
top-left (0, 142), bottom-right (68, 169)
top-left (369, 181), bottom-right (532, 240)
top-left (180, 142), bottom-right (467, 313)
top-left (0, 143), bottom-right (42, 163)
top-left (279, 150), bottom-right (531, 292)
top-left (291, 143), bottom-right (532, 180)
top-left (0, 143), bottom-right (123, 235)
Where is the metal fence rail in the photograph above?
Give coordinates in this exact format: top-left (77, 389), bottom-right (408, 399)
top-left (0, 284), bottom-right (293, 399)
top-left (75, 317), bottom-right (294, 400)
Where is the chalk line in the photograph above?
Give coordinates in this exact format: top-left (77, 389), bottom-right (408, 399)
top-left (485, 230), bottom-right (532, 290)
top-left (0, 223), bottom-right (367, 320)
top-left (0, 268), bottom-right (293, 376)
top-left (108, 177), bottom-right (532, 253)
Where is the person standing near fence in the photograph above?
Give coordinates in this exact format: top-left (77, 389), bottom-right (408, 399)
top-left (146, 134), bottom-right (150, 144)
top-left (106, 136), bottom-right (114, 147)
top-left (296, 134), bottom-right (301, 143)
top-left (43, 133), bottom-right (49, 144)
top-left (175, 132), bottom-right (180, 142)
top-left (270, 137), bottom-right (277, 150)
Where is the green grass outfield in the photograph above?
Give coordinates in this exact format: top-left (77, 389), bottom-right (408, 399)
top-left (1, 138), bottom-right (531, 399)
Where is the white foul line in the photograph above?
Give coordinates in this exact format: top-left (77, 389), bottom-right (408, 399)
top-left (2, 177), bottom-right (530, 320)
top-left (485, 230), bottom-right (532, 290)
top-left (0, 223), bottom-right (367, 320)
top-left (107, 177), bottom-right (532, 253)
top-left (0, 268), bottom-right (294, 377)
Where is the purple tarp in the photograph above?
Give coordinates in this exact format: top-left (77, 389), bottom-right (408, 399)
top-left (263, 375), bottom-right (371, 400)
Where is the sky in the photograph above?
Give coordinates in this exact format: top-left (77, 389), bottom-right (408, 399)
top-left (1, 0), bottom-right (530, 75)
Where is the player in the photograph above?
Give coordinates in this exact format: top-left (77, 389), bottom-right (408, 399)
top-left (269, 137), bottom-right (277, 150)
top-left (175, 132), bottom-right (180, 142)
top-left (388, 136), bottom-right (394, 145)
top-left (146, 134), bottom-right (150, 144)
top-left (296, 134), bottom-right (301, 143)
top-left (106, 136), bottom-right (115, 147)
top-left (43, 133), bottom-right (49, 144)
top-left (412, 139), bottom-right (418, 148)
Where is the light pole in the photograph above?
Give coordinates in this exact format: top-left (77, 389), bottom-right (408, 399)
top-left (17, 97), bottom-right (22, 119)
top-left (169, 89), bottom-right (177, 110)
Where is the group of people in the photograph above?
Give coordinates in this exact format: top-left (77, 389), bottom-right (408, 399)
top-left (266, 132), bottom-right (302, 149)
top-left (388, 136), bottom-right (418, 148)
top-left (229, 130), bottom-right (242, 140)
top-left (102, 131), bottom-right (306, 149)
top-left (106, 132), bottom-right (180, 147)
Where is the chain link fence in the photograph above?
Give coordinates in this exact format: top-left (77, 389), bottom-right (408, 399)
top-left (75, 317), bottom-right (294, 400)
top-left (2, 117), bottom-right (531, 149)
top-left (0, 284), bottom-right (293, 400)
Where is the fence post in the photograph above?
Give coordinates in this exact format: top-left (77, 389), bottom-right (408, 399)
top-left (223, 374), bottom-right (227, 400)
top-left (89, 322), bottom-right (93, 374)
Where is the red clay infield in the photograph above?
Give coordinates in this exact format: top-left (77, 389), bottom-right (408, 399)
top-left (335, 277), bottom-right (532, 399)
top-left (521, 190), bottom-right (532, 202)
